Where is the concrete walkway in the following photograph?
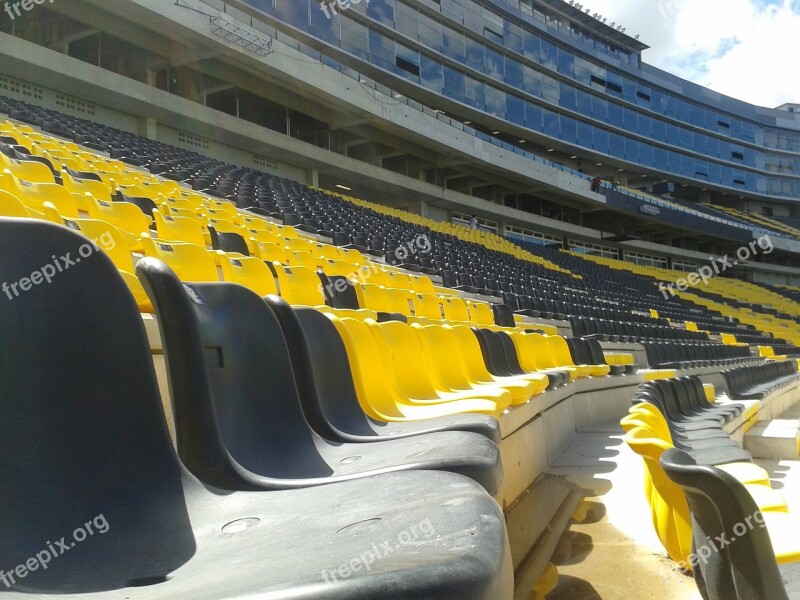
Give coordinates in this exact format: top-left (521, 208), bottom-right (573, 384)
top-left (545, 420), bottom-right (800, 599)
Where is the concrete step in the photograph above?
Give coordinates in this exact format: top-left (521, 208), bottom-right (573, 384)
top-left (744, 419), bottom-right (800, 460)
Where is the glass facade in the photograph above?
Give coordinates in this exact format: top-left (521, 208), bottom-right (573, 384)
top-left (242, 0), bottom-right (800, 200)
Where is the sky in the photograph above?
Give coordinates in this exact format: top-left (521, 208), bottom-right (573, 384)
top-left (580, 0), bottom-right (800, 109)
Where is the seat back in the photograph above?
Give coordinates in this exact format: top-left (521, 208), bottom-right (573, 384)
top-left (467, 300), bottom-right (495, 325)
top-left (624, 427), bottom-right (694, 565)
top-left (368, 320), bottom-right (439, 398)
top-left (271, 302), bottom-right (378, 437)
top-left (209, 226), bottom-right (249, 255)
top-left (492, 303), bottom-right (516, 327)
top-left (660, 449), bottom-right (789, 600)
top-left (0, 219), bottom-right (194, 592)
top-left (470, 327), bottom-right (511, 377)
top-left (329, 316), bottom-right (402, 420)
top-left (153, 208), bottom-right (206, 246)
top-left (0, 187), bottom-right (31, 217)
top-left (137, 259), bottom-right (328, 487)
top-left (547, 335), bottom-right (578, 368)
top-left (412, 292), bottom-right (444, 320)
top-left (273, 264), bottom-right (326, 306)
top-left (141, 236), bottom-right (219, 282)
top-left (217, 253), bottom-right (278, 297)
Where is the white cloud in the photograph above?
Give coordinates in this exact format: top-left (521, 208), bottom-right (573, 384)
top-left (582, 0), bottom-right (800, 108)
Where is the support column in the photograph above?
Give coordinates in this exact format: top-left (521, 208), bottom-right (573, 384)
top-left (138, 117), bottom-right (157, 141)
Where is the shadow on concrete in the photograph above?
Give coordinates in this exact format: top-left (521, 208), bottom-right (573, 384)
top-left (546, 574), bottom-right (602, 599)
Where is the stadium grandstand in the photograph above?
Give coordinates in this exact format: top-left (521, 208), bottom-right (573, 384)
top-left (1, 0), bottom-right (799, 598)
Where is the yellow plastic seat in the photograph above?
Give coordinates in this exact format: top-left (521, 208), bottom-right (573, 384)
top-left (408, 322), bottom-right (526, 404)
top-left (286, 250), bottom-right (320, 271)
top-left (365, 319), bottom-right (513, 410)
top-left (205, 208), bottom-right (242, 227)
top-left (625, 426), bottom-right (794, 568)
top-left (384, 270), bottom-right (414, 291)
top-left (440, 296), bottom-right (471, 322)
top-left (204, 198), bottom-right (238, 218)
top-left (308, 243), bottom-right (342, 261)
top-left (0, 189), bottom-right (33, 217)
top-left (152, 209), bottom-right (207, 247)
top-left (446, 324), bottom-right (550, 392)
top-left (318, 259), bottom-right (358, 278)
top-left (414, 324), bottom-right (544, 404)
top-left (353, 283), bottom-right (410, 315)
top-left (467, 300), bottom-right (495, 325)
top-left (40, 204), bottom-right (152, 312)
top-left (410, 274), bottom-right (436, 295)
top-left (252, 241), bottom-right (289, 264)
top-left (513, 333), bottom-right (580, 380)
top-left (240, 215), bottom-right (275, 232)
top-left (217, 253), bottom-right (279, 297)
top-left (249, 229), bottom-right (283, 245)
top-left (284, 237), bottom-right (315, 253)
top-left (623, 403), bottom-right (773, 484)
top-left (1, 170), bottom-right (79, 217)
top-left (0, 153), bottom-right (55, 183)
top-left (272, 264), bottom-right (326, 306)
top-left (329, 316), bottom-right (500, 419)
top-left (158, 196), bottom-right (203, 213)
top-left (510, 332), bottom-right (568, 377)
top-left (61, 169), bottom-right (113, 204)
top-left (162, 205), bottom-right (208, 225)
top-left (385, 288), bottom-right (414, 315)
top-left (141, 235), bottom-right (219, 282)
top-left (273, 224), bottom-right (299, 239)
top-left (84, 197), bottom-right (151, 251)
top-left (410, 293), bottom-right (444, 321)
top-left (547, 335), bottom-right (609, 377)
top-left (339, 247), bottom-right (365, 265)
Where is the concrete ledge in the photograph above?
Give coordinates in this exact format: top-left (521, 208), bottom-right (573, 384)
top-left (745, 420), bottom-right (800, 460)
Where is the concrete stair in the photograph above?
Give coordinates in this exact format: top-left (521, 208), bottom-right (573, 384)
top-left (744, 420), bottom-right (800, 460)
top-left (744, 405), bottom-right (800, 460)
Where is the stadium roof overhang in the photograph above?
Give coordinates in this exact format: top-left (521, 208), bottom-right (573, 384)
top-left (538, 0), bottom-right (650, 53)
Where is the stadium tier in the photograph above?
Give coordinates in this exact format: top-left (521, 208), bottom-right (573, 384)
top-left (2, 0), bottom-right (800, 598)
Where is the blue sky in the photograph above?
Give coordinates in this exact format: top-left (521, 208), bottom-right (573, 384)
top-left (583, 0), bottom-right (800, 108)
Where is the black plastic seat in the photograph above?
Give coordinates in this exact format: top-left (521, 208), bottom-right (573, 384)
top-left (267, 300), bottom-right (502, 444)
top-left (208, 226), bottom-right (249, 255)
top-left (492, 302), bottom-right (516, 327)
top-left (0, 218), bottom-right (512, 600)
top-left (318, 273), bottom-right (361, 310)
top-left (137, 258), bottom-right (503, 494)
top-left (471, 328), bottom-right (515, 377)
top-left (660, 449), bottom-right (790, 600)
top-left (116, 192), bottom-right (158, 218)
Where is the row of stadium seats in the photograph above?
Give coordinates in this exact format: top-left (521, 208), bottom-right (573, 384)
top-left (0, 218), bottom-right (513, 598)
top-left (622, 376), bottom-right (800, 599)
top-left (642, 341), bottom-right (757, 369)
top-left (722, 361), bottom-right (800, 400)
top-left (569, 315), bottom-right (709, 343)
